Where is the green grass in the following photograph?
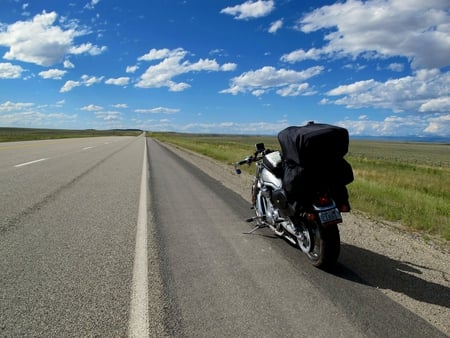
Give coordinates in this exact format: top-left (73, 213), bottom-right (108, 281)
top-left (0, 127), bottom-right (142, 142)
top-left (149, 132), bottom-right (450, 242)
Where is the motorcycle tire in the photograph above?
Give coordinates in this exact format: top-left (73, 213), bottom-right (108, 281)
top-left (303, 223), bottom-right (340, 270)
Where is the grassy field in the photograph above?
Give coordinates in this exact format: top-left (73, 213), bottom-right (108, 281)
top-left (0, 127), bottom-right (142, 142)
top-left (148, 132), bottom-right (450, 242)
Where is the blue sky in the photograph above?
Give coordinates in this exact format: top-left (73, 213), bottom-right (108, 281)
top-left (0, 0), bottom-right (449, 137)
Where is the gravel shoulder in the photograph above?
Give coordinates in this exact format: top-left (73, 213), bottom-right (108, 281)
top-left (158, 140), bottom-right (450, 336)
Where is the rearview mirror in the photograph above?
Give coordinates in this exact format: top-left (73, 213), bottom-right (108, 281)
top-left (255, 143), bottom-right (265, 152)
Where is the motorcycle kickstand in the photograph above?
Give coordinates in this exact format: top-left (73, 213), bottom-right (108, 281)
top-left (244, 217), bottom-right (267, 234)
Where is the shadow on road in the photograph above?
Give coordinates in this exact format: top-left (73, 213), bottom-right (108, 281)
top-left (335, 243), bottom-right (450, 309)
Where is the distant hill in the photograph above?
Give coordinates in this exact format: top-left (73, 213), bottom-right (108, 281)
top-left (351, 135), bottom-right (450, 144)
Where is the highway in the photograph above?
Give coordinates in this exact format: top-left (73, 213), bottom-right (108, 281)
top-left (0, 135), bottom-right (447, 337)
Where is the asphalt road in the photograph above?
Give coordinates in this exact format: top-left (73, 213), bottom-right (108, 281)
top-left (1, 136), bottom-right (143, 336)
top-left (0, 135), bottom-right (447, 337)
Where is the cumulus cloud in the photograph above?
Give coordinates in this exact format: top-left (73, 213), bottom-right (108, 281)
top-left (424, 114), bottom-right (450, 136)
top-left (268, 19), bottom-right (283, 34)
top-left (135, 107), bottom-right (180, 114)
top-left (324, 69), bottom-right (450, 114)
top-left (0, 101), bottom-right (34, 112)
top-left (95, 111), bottom-right (121, 121)
top-left (337, 113), bottom-right (450, 138)
top-left (112, 103), bottom-right (128, 109)
top-left (178, 120), bottom-right (290, 134)
top-left (135, 48), bottom-right (236, 91)
top-left (0, 100), bottom-right (77, 127)
top-left (38, 68), bottom-right (66, 79)
top-left (419, 97), bottom-right (450, 113)
top-left (337, 115), bottom-right (427, 136)
top-left (0, 11), bottom-right (107, 67)
top-left (0, 62), bottom-right (24, 79)
top-left (221, 0), bottom-right (275, 20)
top-left (60, 80), bottom-right (81, 93)
top-left (0, 111), bottom-right (77, 127)
top-left (105, 77), bottom-right (130, 86)
top-left (221, 65), bottom-right (323, 96)
top-left (64, 60), bottom-right (75, 69)
top-left (126, 65), bottom-right (139, 73)
top-left (85, 0), bottom-right (101, 10)
top-left (81, 104), bottom-right (103, 111)
top-left (284, 0), bottom-right (450, 69)
top-left (60, 74), bottom-right (104, 92)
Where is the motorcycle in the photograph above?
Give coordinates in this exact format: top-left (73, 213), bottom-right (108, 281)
top-left (235, 141), bottom-right (350, 270)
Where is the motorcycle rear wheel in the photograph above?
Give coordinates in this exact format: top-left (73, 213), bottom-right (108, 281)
top-left (300, 222), bottom-right (340, 270)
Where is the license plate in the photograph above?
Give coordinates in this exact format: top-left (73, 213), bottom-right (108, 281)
top-left (318, 208), bottom-right (342, 224)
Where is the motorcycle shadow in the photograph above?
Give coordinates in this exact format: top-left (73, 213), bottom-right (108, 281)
top-left (335, 243), bottom-right (450, 309)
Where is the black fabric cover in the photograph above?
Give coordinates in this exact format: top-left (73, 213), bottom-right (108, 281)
top-left (277, 123), bottom-right (353, 203)
top-left (278, 123), bottom-right (349, 167)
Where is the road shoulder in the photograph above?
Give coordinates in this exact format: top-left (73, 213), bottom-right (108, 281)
top-left (155, 139), bottom-right (450, 336)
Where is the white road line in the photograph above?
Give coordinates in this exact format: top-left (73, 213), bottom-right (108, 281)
top-left (128, 138), bottom-right (149, 338)
top-left (14, 158), bottom-right (48, 167)
top-left (82, 146), bottom-right (94, 150)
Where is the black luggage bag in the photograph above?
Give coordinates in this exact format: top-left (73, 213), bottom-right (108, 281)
top-left (277, 123), bottom-right (353, 205)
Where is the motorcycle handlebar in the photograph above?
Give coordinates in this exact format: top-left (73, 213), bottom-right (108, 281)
top-left (234, 154), bottom-right (265, 174)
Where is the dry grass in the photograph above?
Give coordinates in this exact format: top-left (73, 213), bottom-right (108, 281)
top-left (149, 132), bottom-right (450, 241)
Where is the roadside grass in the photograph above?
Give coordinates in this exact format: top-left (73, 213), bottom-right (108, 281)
top-left (0, 127), bottom-right (142, 142)
top-left (149, 132), bottom-right (450, 242)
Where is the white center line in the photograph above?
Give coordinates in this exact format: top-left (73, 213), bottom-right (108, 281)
top-left (82, 146), bottom-right (94, 150)
top-left (14, 158), bottom-right (48, 167)
top-left (128, 138), bottom-right (149, 337)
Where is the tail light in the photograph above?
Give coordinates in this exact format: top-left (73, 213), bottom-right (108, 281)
top-left (306, 213), bottom-right (316, 221)
top-left (339, 204), bottom-right (350, 212)
top-left (318, 195), bottom-right (330, 206)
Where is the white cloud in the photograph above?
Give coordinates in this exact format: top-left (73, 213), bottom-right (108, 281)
top-left (221, 0), bottom-right (275, 20)
top-left (419, 97), bottom-right (450, 113)
top-left (138, 48), bottom-right (173, 61)
top-left (424, 114), bottom-right (450, 136)
top-left (268, 19), bottom-right (283, 34)
top-left (221, 65), bottom-right (324, 96)
top-left (38, 68), bottom-right (66, 79)
top-left (64, 60), bottom-right (75, 69)
top-left (220, 63), bottom-right (237, 71)
top-left (387, 63), bottom-right (404, 72)
top-left (0, 11), bottom-right (107, 67)
top-left (0, 101), bottom-right (34, 112)
top-left (69, 43), bottom-right (107, 56)
top-left (0, 102), bottom-right (77, 127)
top-left (0, 111), bottom-right (77, 127)
top-left (337, 116), bottom-right (419, 136)
top-left (81, 104), bottom-right (103, 111)
top-left (287, 0), bottom-right (450, 69)
top-left (0, 62), bottom-right (24, 78)
top-left (112, 103), bottom-right (128, 109)
top-left (135, 48), bottom-right (236, 91)
top-left (135, 107), bottom-right (180, 114)
top-left (325, 69), bottom-right (450, 114)
top-left (85, 0), bottom-right (100, 10)
top-left (60, 80), bottom-right (81, 93)
top-left (81, 74), bottom-right (104, 86)
top-left (276, 83), bottom-right (312, 97)
top-left (126, 65), bottom-right (139, 73)
top-left (60, 74), bottom-right (103, 92)
top-left (105, 77), bottom-right (130, 86)
top-left (280, 48), bottom-right (322, 63)
top-left (95, 111), bottom-right (121, 121)
top-left (327, 79), bottom-right (377, 96)
top-left (338, 114), bottom-right (450, 137)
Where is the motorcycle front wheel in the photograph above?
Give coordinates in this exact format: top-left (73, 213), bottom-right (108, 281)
top-left (299, 222), bottom-right (340, 270)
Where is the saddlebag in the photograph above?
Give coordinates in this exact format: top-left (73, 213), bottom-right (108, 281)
top-left (277, 123), bottom-right (353, 205)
